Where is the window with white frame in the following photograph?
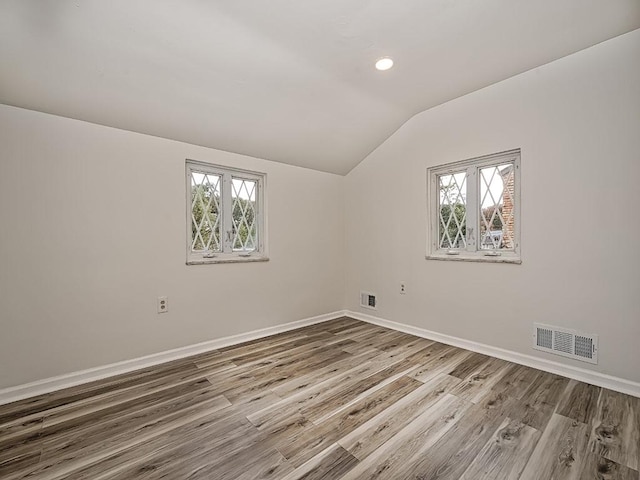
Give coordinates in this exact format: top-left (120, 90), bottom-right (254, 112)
top-left (186, 160), bottom-right (267, 264)
top-left (427, 149), bottom-right (521, 263)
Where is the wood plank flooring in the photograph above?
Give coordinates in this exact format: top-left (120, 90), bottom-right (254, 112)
top-left (1, 317), bottom-right (638, 479)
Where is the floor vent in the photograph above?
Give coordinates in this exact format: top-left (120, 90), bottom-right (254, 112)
top-left (360, 291), bottom-right (377, 310)
top-left (533, 323), bottom-right (598, 364)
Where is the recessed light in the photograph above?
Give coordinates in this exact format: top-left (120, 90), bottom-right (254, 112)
top-left (375, 57), bottom-right (394, 71)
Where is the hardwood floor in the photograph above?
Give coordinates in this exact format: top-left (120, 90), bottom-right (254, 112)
top-left (1, 317), bottom-right (638, 479)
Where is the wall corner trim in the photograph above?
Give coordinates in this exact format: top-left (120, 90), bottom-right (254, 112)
top-left (347, 310), bottom-right (640, 399)
top-left (0, 310), bottom-right (348, 406)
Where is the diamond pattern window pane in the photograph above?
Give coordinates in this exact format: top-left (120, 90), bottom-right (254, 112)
top-left (190, 171), bottom-right (221, 252)
top-left (231, 178), bottom-right (258, 251)
top-left (438, 172), bottom-right (467, 249)
top-left (479, 163), bottom-right (515, 250)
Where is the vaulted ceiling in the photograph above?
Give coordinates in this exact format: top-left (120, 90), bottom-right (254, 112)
top-left (1, 1), bottom-right (639, 174)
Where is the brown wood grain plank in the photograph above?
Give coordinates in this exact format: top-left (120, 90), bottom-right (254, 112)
top-left (450, 356), bottom-right (512, 404)
top-left (338, 373), bottom-right (463, 461)
top-left (270, 348), bottom-right (381, 399)
top-left (520, 413), bottom-right (591, 480)
top-left (509, 370), bottom-right (570, 430)
top-left (0, 360), bottom-right (201, 426)
top-left (339, 393), bottom-right (472, 480)
top-left (39, 383), bottom-right (228, 461)
top-left (247, 347), bottom-right (420, 428)
top-left (393, 398), bottom-right (507, 480)
top-left (449, 351), bottom-right (491, 379)
top-left (279, 445), bottom-right (359, 480)
top-left (557, 379), bottom-right (601, 424)
top-left (488, 363), bottom-right (541, 400)
top-left (6, 397), bottom-right (233, 480)
top-left (589, 389), bottom-right (640, 471)
top-left (579, 452), bottom-right (640, 480)
top-left (2, 318), bottom-right (638, 480)
top-left (277, 375), bottom-right (422, 467)
top-left (459, 417), bottom-right (541, 480)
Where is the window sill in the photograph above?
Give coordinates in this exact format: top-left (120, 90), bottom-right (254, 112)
top-left (426, 253), bottom-right (521, 264)
top-left (187, 255), bottom-right (269, 265)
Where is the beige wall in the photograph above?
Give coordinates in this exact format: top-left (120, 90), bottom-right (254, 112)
top-left (344, 30), bottom-right (640, 383)
top-left (0, 105), bottom-right (345, 389)
top-left (1, 30), bottom-right (639, 391)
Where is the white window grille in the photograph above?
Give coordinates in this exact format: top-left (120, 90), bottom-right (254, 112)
top-left (427, 149), bottom-right (521, 263)
top-left (186, 160), bottom-right (267, 264)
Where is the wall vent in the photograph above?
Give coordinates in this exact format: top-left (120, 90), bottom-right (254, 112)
top-left (360, 291), bottom-right (377, 310)
top-left (533, 323), bottom-right (598, 364)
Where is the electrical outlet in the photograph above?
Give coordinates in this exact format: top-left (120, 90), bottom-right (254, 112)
top-left (400, 282), bottom-right (406, 295)
top-left (157, 296), bottom-right (168, 314)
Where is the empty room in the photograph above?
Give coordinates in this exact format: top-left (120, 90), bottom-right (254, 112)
top-left (1, 1), bottom-right (639, 479)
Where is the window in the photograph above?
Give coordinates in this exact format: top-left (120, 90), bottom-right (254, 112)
top-left (427, 149), bottom-right (521, 263)
top-left (186, 160), bottom-right (267, 264)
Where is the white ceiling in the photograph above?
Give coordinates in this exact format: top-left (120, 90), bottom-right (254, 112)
top-left (1, 1), bottom-right (639, 175)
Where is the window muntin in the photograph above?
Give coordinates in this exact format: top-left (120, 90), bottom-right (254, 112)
top-left (428, 150), bottom-right (520, 263)
top-left (231, 177), bottom-right (258, 251)
top-left (438, 171), bottom-right (467, 249)
top-left (479, 163), bottom-right (516, 251)
top-left (187, 161), bottom-right (267, 264)
top-left (190, 171), bottom-right (222, 253)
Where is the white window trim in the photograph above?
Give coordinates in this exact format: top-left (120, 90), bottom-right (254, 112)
top-left (426, 149), bottom-right (521, 264)
top-left (186, 160), bottom-right (268, 265)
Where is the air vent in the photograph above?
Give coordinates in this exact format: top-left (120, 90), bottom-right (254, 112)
top-left (536, 326), bottom-right (553, 349)
top-left (360, 291), bottom-right (377, 310)
top-left (533, 323), bottom-right (598, 364)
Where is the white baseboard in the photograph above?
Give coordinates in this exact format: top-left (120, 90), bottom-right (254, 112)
top-left (4, 309), bottom-right (638, 405)
top-left (0, 310), bottom-right (348, 406)
top-left (347, 310), bottom-right (640, 399)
